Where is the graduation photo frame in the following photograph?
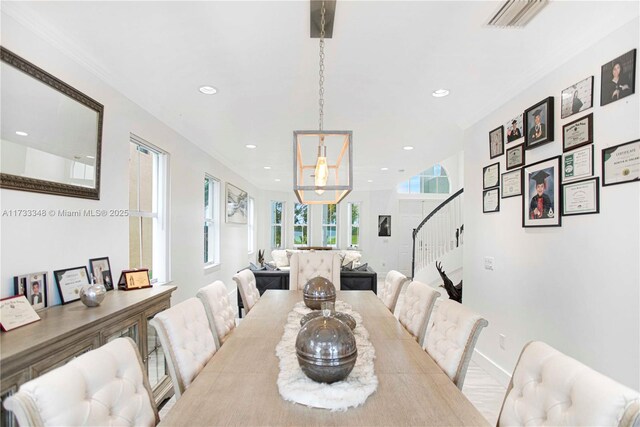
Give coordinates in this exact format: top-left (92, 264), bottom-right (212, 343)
top-left (522, 156), bottom-right (561, 228)
top-left (600, 49), bottom-right (636, 107)
top-left (561, 76), bottom-right (593, 119)
top-left (524, 97), bottom-right (554, 150)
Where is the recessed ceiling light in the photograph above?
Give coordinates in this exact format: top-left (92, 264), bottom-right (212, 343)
top-left (245, 144), bottom-right (257, 149)
top-left (432, 89), bottom-right (450, 98)
top-left (403, 146), bottom-right (414, 151)
top-left (275, 178), bottom-right (281, 182)
top-left (381, 167), bottom-right (389, 171)
top-left (367, 180), bottom-right (373, 183)
top-left (398, 169), bottom-right (405, 172)
top-left (15, 131), bottom-right (28, 136)
top-left (86, 155), bottom-right (95, 159)
top-left (199, 86), bottom-right (217, 95)
top-left (264, 166), bottom-right (271, 170)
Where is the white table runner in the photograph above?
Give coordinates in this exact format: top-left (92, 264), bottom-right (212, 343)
top-left (275, 300), bottom-right (378, 411)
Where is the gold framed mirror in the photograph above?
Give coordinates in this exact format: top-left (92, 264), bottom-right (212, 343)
top-left (0, 46), bottom-right (104, 199)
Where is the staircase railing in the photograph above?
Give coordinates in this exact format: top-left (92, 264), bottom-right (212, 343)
top-left (411, 188), bottom-right (464, 279)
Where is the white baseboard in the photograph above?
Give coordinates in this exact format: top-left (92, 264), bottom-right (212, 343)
top-left (472, 349), bottom-right (512, 388)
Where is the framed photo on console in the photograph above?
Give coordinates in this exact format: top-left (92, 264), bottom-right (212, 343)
top-left (561, 76), bottom-right (593, 119)
top-left (89, 257), bottom-right (114, 291)
top-left (506, 143), bottom-right (525, 170)
top-left (483, 188), bottom-right (500, 213)
top-left (489, 126), bottom-right (504, 159)
top-left (563, 113), bottom-right (593, 152)
top-left (602, 139), bottom-right (640, 186)
top-left (54, 266), bottom-right (90, 304)
top-left (522, 156), bottom-right (561, 228)
top-left (501, 169), bottom-right (523, 198)
top-left (600, 49), bottom-right (636, 107)
top-left (562, 145), bottom-right (593, 183)
top-left (13, 272), bottom-right (48, 311)
top-left (562, 177), bottom-right (599, 216)
top-left (524, 97), bottom-right (554, 150)
top-left (483, 162), bottom-right (500, 189)
top-left (118, 269), bottom-right (152, 291)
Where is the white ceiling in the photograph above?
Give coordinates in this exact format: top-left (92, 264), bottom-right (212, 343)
top-left (2, 1), bottom-right (638, 190)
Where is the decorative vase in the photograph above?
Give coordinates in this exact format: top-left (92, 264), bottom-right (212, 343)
top-left (302, 276), bottom-right (336, 310)
top-left (80, 283), bottom-right (107, 307)
top-left (295, 313), bottom-right (358, 383)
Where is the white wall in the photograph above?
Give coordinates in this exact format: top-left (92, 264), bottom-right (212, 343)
top-left (463, 19), bottom-right (639, 389)
top-left (0, 13), bottom-right (257, 309)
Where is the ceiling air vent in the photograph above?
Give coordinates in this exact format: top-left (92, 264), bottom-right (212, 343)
top-left (487, 0), bottom-right (549, 28)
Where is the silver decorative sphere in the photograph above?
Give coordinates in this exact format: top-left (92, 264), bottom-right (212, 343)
top-left (80, 284), bottom-right (107, 307)
top-left (300, 311), bottom-right (356, 330)
top-left (302, 276), bottom-right (336, 310)
top-left (296, 315), bottom-right (357, 383)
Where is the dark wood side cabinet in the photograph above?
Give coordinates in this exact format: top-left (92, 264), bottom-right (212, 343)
top-left (0, 285), bottom-right (176, 427)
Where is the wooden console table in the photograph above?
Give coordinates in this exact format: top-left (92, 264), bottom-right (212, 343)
top-left (0, 285), bottom-right (176, 427)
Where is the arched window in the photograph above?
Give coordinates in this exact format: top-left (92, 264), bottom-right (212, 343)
top-left (397, 164), bottom-right (450, 194)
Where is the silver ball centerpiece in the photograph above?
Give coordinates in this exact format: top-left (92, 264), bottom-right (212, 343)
top-left (300, 310), bottom-right (356, 330)
top-left (302, 276), bottom-right (336, 310)
top-left (295, 313), bottom-right (357, 384)
top-left (80, 283), bottom-right (107, 307)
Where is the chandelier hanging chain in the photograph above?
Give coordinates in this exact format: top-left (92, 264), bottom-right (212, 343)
top-left (318, 0), bottom-right (326, 134)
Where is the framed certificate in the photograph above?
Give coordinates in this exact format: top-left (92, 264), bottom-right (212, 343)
top-left (506, 143), bottom-right (525, 170)
top-left (483, 162), bottom-right (500, 189)
top-left (0, 295), bottom-right (41, 331)
top-left (483, 188), bottom-right (500, 213)
top-left (118, 269), bottom-right (152, 291)
top-left (54, 266), bottom-right (90, 304)
top-left (489, 126), bottom-right (504, 159)
top-left (562, 177), bottom-right (599, 216)
top-left (562, 145), bottom-right (593, 182)
top-left (563, 113), bottom-right (593, 152)
top-left (602, 139), bottom-right (640, 186)
top-left (522, 156), bottom-right (561, 228)
top-left (501, 169), bottom-right (523, 198)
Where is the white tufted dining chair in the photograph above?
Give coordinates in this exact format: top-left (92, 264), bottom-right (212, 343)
top-left (378, 270), bottom-right (408, 314)
top-left (289, 252), bottom-right (341, 290)
top-left (497, 341), bottom-right (640, 427)
top-left (397, 281), bottom-right (439, 347)
top-left (3, 337), bottom-right (158, 427)
top-left (424, 299), bottom-right (488, 389)
top-left (149, 298), bottom-right (217, 399)
top-left (233, 269), bottom-right (261, 314)
top-left (197, 280), bottom-right (236, 348)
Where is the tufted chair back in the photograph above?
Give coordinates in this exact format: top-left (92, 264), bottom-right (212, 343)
top-left (149, 298), bottom-right (217, 399)
top-left (378, 270), bottom-right (407, 313)
top-left (498, 341), bottom-right (640, 427)
top-left (233, 269), bottom-right (261, 314)
top-left (3, 337), bottom-right (158, 427)
top-left (397, 281), bottom-right (439, 347)
top-left (197, 280), bottom-right (236, 348)
top-left (289, 252), bottom-right (341, 290)
top-left (424, 299), bottom-right (488, 389)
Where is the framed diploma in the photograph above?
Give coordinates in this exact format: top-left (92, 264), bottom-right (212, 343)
top-left (483, 162), bottom-right (500, 189)
top-left (489, 126), bottom-right (504, 159)
top-left (562, 113), bottom-right (593, 152)
top-left (54, 266), bottom-right (90, 304)
top-left (506, 143), bottom-right (525, 170)
top-left (522, 156), bottom-right (561, 228)
top-left (602, 139), bottom-right (640, 186)
top-left (563, 145), bottom-right (593, 182)
top-left (501, 169), bottom-right (523, 198)
top-left (0, 295), bottom-right (41, 331)
top-left (483, 188), bottom-right (500, 213)
top-left (562, 177), bottom-right (599, 216)
top-left (118, 269), bottom-right (152, 291)
top-left (14, 271), bottom-right (48, 311)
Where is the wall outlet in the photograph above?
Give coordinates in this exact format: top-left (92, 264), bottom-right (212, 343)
top-left (484, 256), bottom-right (495, 271)
top-left (499, 334), bottom-right (506, 350)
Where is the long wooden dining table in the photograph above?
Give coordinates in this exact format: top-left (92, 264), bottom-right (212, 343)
top-left (159, 290), bottom-right (489, 426)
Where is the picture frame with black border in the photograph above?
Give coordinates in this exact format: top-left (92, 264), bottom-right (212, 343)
top-left (54, 266), bottom-right (90, 304)
top-left (89, 257), bottom-right (114, 291)
top-left (506, 143), bottom-right (525, 170)
top-left (522, 156), bottom-right (561, 228)
top-left (505, 114), bottom-right (524, 144)
top-left (600, 49), bottom-right (636, 107)
top-left (377, 215), bottom-right (391, 237)
top-left (563, 113), bottom-right (593, 152)
top-left (489, 125), bottom-right (504, 159)
top-left (602, 139), bottom-right (640, 187)
top-left (562, 145), bottom-right (593, 183)
top-left (483, 162), bottom-right (500, 189)
top-left (501, 168), bottom-right (523, 199)
top-left (483, 188), bottom-right (500, 213)
top-left (524, 97), bottom-right (554, 150)
top-left (13, 271), bottom-right (48, 311)
top-left (561, 76), bottom-right (593, 119)
top-left (562, 177), bottom-right (599, 216)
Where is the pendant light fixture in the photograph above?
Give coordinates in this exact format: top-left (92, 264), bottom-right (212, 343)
top-left (293, 0), bottom-right (352, 205)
